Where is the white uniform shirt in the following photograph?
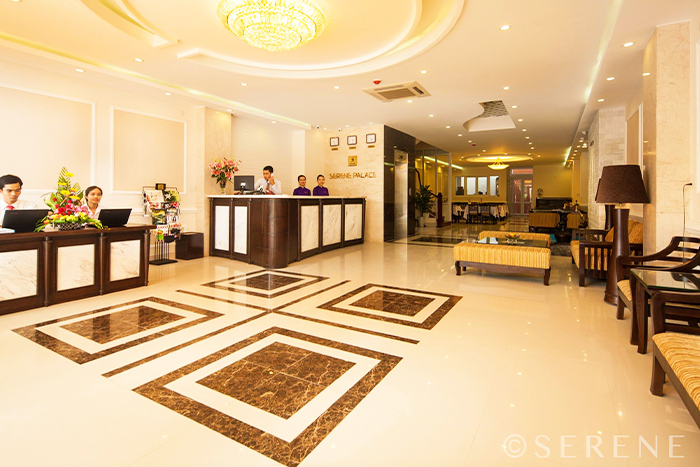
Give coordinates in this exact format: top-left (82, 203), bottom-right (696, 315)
top-left (254, 178), bottom-right (282, 195)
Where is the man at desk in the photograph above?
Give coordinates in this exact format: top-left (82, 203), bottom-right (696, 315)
top-left (0, 174), bottom-right (38, 226)
top-left (255, 165), bottom-right (282, 195)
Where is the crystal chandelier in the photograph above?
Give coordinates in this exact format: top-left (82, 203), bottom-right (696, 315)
top-left (217, 0), bottom-right (326, 52)
top-left (488, 159), bottom-right (509, 170)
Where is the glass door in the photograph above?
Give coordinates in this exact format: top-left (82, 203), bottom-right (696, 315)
top-left (510, 168), bottom-right (533, 216)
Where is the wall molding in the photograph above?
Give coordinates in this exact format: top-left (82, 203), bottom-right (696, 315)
top-left (110, 106), bottom-right (187, 195)
top-left (0, 82), bottom-right (96, 194)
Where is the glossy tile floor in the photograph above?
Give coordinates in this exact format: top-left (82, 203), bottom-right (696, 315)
top-left (1, 220), bottom-right (699, 466)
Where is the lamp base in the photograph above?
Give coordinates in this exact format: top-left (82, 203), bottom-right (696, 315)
top-left (604, 207), bottom-right (630, 306)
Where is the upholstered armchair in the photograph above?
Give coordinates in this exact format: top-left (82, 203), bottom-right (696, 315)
top-left (571, 219), bottom-right (644, 286)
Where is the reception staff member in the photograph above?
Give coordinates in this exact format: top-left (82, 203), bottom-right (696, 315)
top-left (84, 185), bottom-right (103, 219)
top-left (313, 174), bottom-right (329, 196)
top-left (293, 175), bottom-right (311, 196)
top-left (0, 174), bottom-right (38, 226)
top-left (254, 165), bottom-right (282, 195)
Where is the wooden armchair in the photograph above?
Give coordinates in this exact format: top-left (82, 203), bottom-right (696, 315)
top-left (571, 219), bottom-right (644, 286)
top-left (616, 236), bottom-right (700, 319)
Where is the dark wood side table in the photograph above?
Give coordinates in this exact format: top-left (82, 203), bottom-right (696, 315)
top-left (631, 269), bottom-right (700, 353)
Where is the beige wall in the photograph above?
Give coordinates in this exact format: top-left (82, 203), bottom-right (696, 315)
top-left (533, 164), bottom-right (572, 199)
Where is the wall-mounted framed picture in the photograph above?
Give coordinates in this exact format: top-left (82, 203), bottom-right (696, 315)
top-left (366, 133), bottom-right (376, 144)
top-left (330, 136), bottom-right (339, 147)
top-left (347, 135), bottom-right (357, 146)
top-left (348, 156), bottom-right (357, 167)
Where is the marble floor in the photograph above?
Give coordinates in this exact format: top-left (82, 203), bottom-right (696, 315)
top-left (1, 221), bottom-right (699, 466)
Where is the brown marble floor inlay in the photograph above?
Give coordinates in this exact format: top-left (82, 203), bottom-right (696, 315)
top-left (319, 284), bottom-right (461, 329)
top-left (203, 269), bottom-right (327, 298)
top-left (232, 273), bottom-right (304, 291)
top-left (198, 342), bottom-right (355, 419)
top-left (12, 298), bottom-right (222, 364)
top-left (350, 290), bottom-right (434, 317)
top-left (61, 306), bottom-right (184, 344)
top-left (134, 327), bottom-right (401, 467)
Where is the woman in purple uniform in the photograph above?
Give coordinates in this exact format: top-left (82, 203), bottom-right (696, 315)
top-left (293, 174), bottom-right (311, 196)
top-left (313, 174), bottom-right (329, 196)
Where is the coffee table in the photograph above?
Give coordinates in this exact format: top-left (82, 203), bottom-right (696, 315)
top-left (477, 237), bottom-right (549, 248)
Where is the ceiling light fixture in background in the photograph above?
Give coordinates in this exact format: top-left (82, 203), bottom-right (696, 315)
top-left (488, 159), bottom-right (509, 170)
top-left (217, 0), bottom-right (325, 52)
top-left (500, 25), bottom-right (510, 31)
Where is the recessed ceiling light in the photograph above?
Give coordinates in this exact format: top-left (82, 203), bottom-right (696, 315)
top-left (334, 85), bottom-right (340, 89)
top-left (164, 92), bottom-right (171, 96)
top-left (598, 98), bottom-right (605, 102)
top-left (518, 118), bottom-right (523, 122)
top-left (512, 105), bottom-right (518, 109)
top-left (446, 126), bottom-right (451, 129)
top-left (458, 134), bottom-right (463, 137)
top-left (346, 125), bottom-right (350, 127)
top-left (525, 136), bottom-right (530, 139)
top-left (420, 70), bottom-right (428, 74)
top-left (271, 121), bottom-right (276, 124)
top-left (537, 155), bottom-right (541, 158)
top-left (407, 100), bottom-right (413, 103)
top-left (241, 82), bottom-right (248, 86)
top-left (369, 122), bottom-right (373, 125)
top-left (522, 129), bottom-right (526, 132)
top-left (428, 114), bottom-right (434, 117)
top-left (623, 41), bottom-right (634, 47)
top-left (75, 68), bottom-right (85, 73)
top-left (482, 150), bottom-right (486, 152)
top-left (134, 57), bottom-right (143, 62)
top-left (500, 25), bottom-right (510, 31)
top-left (226, 109), bottom-right (232, 112)
top-left (528, 153), bottom-right (531, 155)
top-left (606, 76), bottom-right (615, 81)
top-left (643, 72), bottom-right (651, 76)
top-left (503, 86), bottom-right (510, 90)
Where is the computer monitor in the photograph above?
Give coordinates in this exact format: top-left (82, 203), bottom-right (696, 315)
top-left (233, 175), bottom-right (255, 192)
top-left (1, 209), bottom-right (49, 233)
top-left (98, 208), bottom-right (132, 227)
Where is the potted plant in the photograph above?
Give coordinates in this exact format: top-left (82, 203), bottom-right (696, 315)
top-left (37, 168), bottom-right (103, 231)
top-left (209, 157), bottom-right (240, 194)
top-left (415, 184), bottom-right (434, 227)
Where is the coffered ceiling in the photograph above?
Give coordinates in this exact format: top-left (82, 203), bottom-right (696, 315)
top-left (0, 0), bottom-right (697, 166)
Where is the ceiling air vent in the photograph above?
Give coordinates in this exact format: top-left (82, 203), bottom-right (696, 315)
top-left (363, 81), bottom-right (431, 102)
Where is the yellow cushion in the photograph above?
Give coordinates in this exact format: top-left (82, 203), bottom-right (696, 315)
top-left (653, 333), bottom-right (700, 409)
top-left (617, 280), bottom-right (632, 302)
top-left (605, 228), bottom-right (614, 242)
top-left (604, 220), bottom-right (644, 244)
top-left (478, 231), bottom-right (551, 247)
top-left (567, 212), bottom-right (582, 229)
top-left (454, 242), bottom-right (550, 269)
top-left (571, 240), bottom-right (580, 267)
top-left (528, 212), bottom-right (559, 228)
top-left (570, 240), bottom-right (608, 271)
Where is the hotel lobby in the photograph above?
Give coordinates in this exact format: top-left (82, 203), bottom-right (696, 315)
top-left (2, 0), bottom-right (700, 465)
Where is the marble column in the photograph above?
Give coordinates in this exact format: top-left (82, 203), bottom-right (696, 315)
top-left (642, 22), bottom-right (691, 253)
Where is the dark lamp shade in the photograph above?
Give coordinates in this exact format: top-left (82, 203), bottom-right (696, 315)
top-left (595, 164), bottom-right (649, 204)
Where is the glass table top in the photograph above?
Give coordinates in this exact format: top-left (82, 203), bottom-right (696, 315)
top-left (631, 269), bottom-right (700, 292)
top-left (477, 237), bottom-right (549, 248)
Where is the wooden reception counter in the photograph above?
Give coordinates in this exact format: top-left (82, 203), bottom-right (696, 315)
top-left (209, 195), bottom-right (365, 268)
top-left (0, 225), bottom-right (154, 315)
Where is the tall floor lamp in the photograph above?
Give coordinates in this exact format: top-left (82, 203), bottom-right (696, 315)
top-left (595, 165), bottom-right (649, 305)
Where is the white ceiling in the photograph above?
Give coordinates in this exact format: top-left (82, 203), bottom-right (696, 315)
top-left (0, 0), bottom-right (696, 166)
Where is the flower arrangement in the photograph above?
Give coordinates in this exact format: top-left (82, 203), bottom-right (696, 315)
top-left (209, 157), bottom-right (240, 192)
top-left (504, 233), bottom-right (521, 240)
top-left (36, 168), bottom-right (103, 231)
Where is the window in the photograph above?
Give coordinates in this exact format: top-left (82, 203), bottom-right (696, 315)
top-left (466, 177), bottom-right (476, 195)
top-left (490, 176), bottom-right (499, 196)
top-left (455, 176), bottom-right (465, 195)
top-left (477, 177), bottom-right (487, 195)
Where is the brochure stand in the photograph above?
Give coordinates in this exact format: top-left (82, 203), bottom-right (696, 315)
top-left (143, 186), bottom-right (181, 266)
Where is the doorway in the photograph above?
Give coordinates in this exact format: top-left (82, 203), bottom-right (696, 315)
top-left (394, 149), bottom-right (408, 240)
top-left (510, 168), bottom-right (533, 215)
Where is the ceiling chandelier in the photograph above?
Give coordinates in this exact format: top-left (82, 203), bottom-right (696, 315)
top-left (488, 159), bottom-right (509, 170)
top-left (217, 0), bottom-right (326, 52)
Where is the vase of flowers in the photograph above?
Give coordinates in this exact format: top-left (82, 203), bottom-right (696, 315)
top-left (36, 168), bottom-right (103, 231)
top-left (209, 157), bottom-right (240, 194)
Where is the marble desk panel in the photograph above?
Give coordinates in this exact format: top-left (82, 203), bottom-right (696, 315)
top-left (233, 205), bottom-right (247, 255)
top-left (323, 204), bottom-right (342, 246)
top-left (111, 240), bottom-right (141, 282)
top-left (214, 205), bottom-right (230, 251)
top-left (301, 205), bottom-right (319, 252)
top-left (0, 249), bottom-right (38, 301)
top-left (57, 244), bottom-right (95, 291)
top-left (345, 204), bottom-right (363, 241)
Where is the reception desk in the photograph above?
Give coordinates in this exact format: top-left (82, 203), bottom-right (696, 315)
top-left (209, 196), bottom-right (365, 268)
top-left (0, 225), bottom-right (154, 315)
